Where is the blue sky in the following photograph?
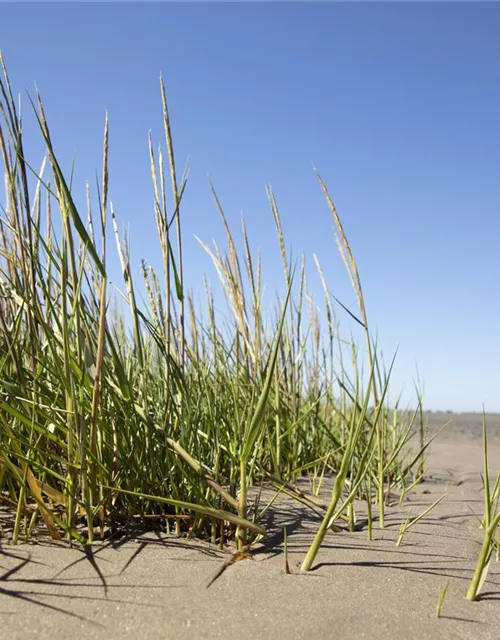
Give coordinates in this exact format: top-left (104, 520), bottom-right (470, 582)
top-left (2, 3), bottom-right (499, 412)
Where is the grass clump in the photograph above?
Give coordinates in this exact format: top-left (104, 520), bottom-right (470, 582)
top-left (0, 57), bottom-right (427, 559)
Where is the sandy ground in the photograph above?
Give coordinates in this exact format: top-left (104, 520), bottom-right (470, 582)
top-left (1, 414), bottom-right (500, 639)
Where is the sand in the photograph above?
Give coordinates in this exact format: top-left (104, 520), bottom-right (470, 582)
top-left (1, 415), bottom-right (500, 639)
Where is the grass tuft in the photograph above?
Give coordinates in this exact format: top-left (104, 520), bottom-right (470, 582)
top-left (0, 58), bottom-right (427, 557)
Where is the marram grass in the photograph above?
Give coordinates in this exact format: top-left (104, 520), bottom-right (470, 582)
top-left (0, 57), bottom-right (426, 564)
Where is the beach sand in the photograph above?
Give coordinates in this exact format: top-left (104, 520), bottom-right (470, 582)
top-left (1, 414), bottom-right (500, 639)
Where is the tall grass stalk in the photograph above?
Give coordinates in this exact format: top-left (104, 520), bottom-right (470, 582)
top-left (316, 173), bottom-right (386, 526)
top-left (466, 414), bottom-right (500, 601)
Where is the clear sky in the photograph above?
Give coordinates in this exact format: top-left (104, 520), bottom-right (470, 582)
top-left (2, 3), bottom-right (499, 412)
